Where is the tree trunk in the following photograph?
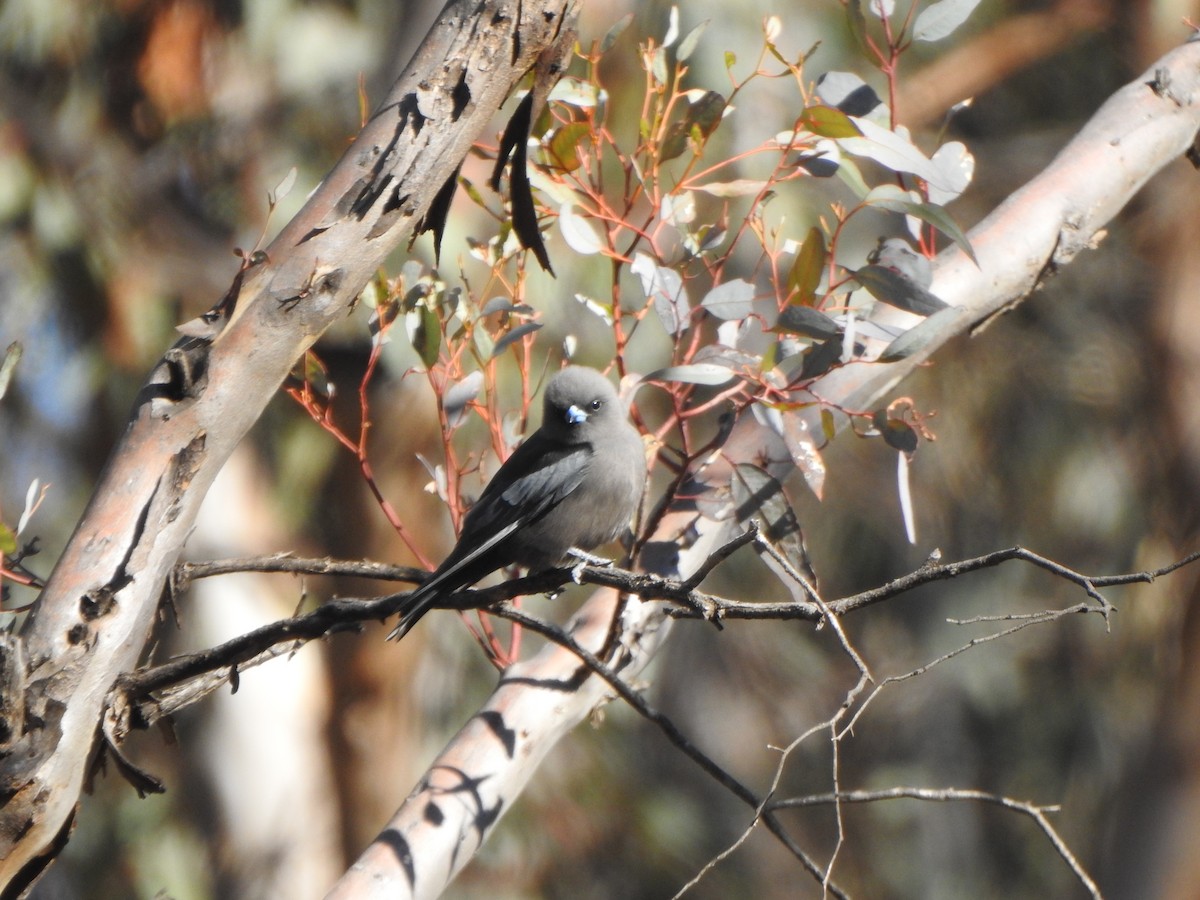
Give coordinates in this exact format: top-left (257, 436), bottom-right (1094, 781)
top-left (0, 1), bottom-right (577, 893)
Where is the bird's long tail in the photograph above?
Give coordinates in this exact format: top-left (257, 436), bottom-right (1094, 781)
top-left (386, 582), bottom-right (439, 641)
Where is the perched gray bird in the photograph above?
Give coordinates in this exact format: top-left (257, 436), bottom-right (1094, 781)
top-left (388, 366), bottom-right (646, 640)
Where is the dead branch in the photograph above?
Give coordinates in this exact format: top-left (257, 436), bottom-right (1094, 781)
top-left (770, 787), bottom-right (1100, 899)
top-left (104, 544), bottom-right (1200, 736)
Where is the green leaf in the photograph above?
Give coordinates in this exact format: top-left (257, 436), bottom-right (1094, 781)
top-left (797, 336), bottom-right (843, 379)
top-left (692, 179), bottom-right (769, 198)
top-left (632, 253), bottom-right (690, 335)
top-left (688, 91), bottom-right (726, 138)
top-left (0, 521), bottom-right (16, 555)
top-left (269, 166), bottom-right (298, 206)
top-left (820, 408), bottom-right (838, 442)
top-left (788, 226), bottom-right (826, 305)
top-left (444, 371), bottom-right (484, 428)
top-left (759, 340), bottom-right (778, 372)
top-left (854, 264), bottom-right (950, 316)
top-left (660, 121), bottom-right (690, 162)
top-left (660, 91), bottom-right (726, 162)
top-left (873, 409), bottom-right (919, 454)
top-left (776, 305), bottom-right (840, 340)
top-left (548, 122), bottom-right (591, 171)
top-left (414, 304), bottom-right (440, 368)
top-left (927, 140), bottom-right (974, 205)
top-left (862, 183), bottom-right (923, 211)
top-left (460, 177), bottom-right (488, 210)
top-left (840, 117), bottom-right (941, 184)
top-left (800, 105), bottom-right (860, 139)
top-left (832, 154), bottom-right (870, 199)
top-left (845, 0), bottom-right (869, 52)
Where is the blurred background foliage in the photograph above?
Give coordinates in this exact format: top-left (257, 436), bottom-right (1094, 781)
top-left (3, 0), bottom-right (1200, 897)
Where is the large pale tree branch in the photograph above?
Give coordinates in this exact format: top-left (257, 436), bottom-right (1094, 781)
top-left (0, 0), bottom-right (577, 893)
top-left (332, 37), bottom-right (1200, 898)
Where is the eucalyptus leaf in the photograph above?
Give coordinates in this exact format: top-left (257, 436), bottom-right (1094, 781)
top-left (797, 336), bottom-right (844, 380)
top-left (0, 341), bottom-right (22, 401)
top-left (270, 166), bottom-right (298, 205)
top-left (863, 189), bottom-right (975, 261)
top-left (854, 264), bottom-right (949, 316)
top-left (492, 322), bottom-right (543, 358)
top-left (927, 141), bottom-right (975, 206)
top-left (878, 306), bottom-right (965, 361)
top-left (914, 0), bottom-right (983, 42)
top-left (873, 409), bottom-right (919, 454)
top-left (633, 253), bottom-right (689, 335)
top-left (783, 413), bottom-right (827, 500)
top-left (677, 20), bottom-right (709, 61)
top-left (644, 364), bottom-right (738, 386)
top-left (413, 305), bottom-right (440, 368)
top-left (548, 122), bottom-right (591, 171)
top-left (730, 463), bottom-right (817, 580)
top-left (693, 179), bottom-right (769, 197)
top-left (600, 13), bottom-right (633, 53)
top-left (801, 105), bottom-right (860, 139)
top-left (547, 77), bottom-right (602, 108)
top-left (0, 522), bottom-right (15, 556)
top-left (444, 371), bottom-right (484, 427)
top-left (688, 91), bottom-right (726, 138)
top-left (481, 296), bottom-right (519, 316)
top-left (815, 71), bottom-right (883, 117)
top-left (841, 117), bottom-right (951, 190)
top-left (776, 305), bottom-right (840, 340)
top-left (788, 226), bottom-right (826, 304)
top-left (701, 279), bottom-right (755, 320)
top-left (558, 204), bottom-right (604, 255)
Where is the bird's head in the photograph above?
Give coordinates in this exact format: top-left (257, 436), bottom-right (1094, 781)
top-left (542, 366), bottom-right (624, 443)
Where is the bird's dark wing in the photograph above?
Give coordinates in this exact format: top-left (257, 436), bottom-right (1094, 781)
top-left (442, 435), bottom-right (590, 575)
top-left (387, 436), bottom-right (590, 640)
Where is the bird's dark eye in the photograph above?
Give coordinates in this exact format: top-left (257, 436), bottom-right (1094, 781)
top-left (590, 399), bottom-right (603, 411)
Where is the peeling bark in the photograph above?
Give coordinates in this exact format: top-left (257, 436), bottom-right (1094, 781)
top-left (0, 1), bottom-right (577, 893)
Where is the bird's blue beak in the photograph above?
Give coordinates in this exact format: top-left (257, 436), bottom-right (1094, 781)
top-left (565, 404), bottom-right (588, 425)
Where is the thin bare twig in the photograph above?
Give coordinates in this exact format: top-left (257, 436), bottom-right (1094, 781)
top-left (105, 543), bottom-right (1192, 893)
top-left (127, 545), bottom-right (1200, 727)
top-left (499, 606), bottom-right (849, 900)
top-left (176, 554), bottom-right (427, 588)
top-left (770, 787), bottom-right (1100, 899)
top-left (841, 601), bottom-right (1094, 740)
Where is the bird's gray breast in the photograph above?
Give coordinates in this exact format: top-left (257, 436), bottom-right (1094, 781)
top-left (510, 431), bottom-right (643, 570)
